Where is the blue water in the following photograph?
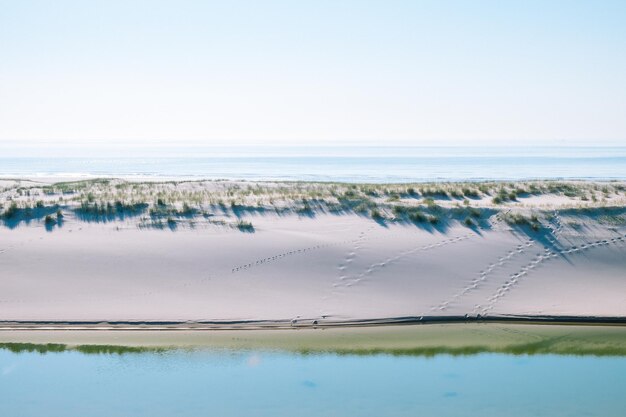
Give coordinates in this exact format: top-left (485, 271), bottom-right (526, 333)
top-left (1, 349), bottom-right (625, 417)
top-left (1, 146), bottom-right (625, 182)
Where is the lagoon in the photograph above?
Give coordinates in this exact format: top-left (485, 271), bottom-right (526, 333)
top-left (1, 325), bottom-right (625, 416)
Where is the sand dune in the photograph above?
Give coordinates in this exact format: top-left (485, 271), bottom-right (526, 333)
top-left (1, 179), bottom-right (625, 325)
top-left (1, 213), bottom-right (625, 324)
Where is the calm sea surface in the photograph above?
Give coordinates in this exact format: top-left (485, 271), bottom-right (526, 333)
top-left (1, 146), bottom-right (625, 182)
top-left (1, 348), bottom-right (625, 417)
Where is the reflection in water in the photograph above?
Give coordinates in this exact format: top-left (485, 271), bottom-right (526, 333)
top-left (1, 344), bottom-right (625, 417)
top-left (0, 343), bottom-right (165, 355)
top-left (2, 335), bottom-right (626, 357)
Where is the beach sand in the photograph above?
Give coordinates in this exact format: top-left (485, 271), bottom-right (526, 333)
top-left (0, 179), bottom-right (625, 326)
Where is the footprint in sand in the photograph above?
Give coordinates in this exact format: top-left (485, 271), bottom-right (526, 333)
top-left (336, 227), bottom-right (374, 282)
top-left (231, 239), bottom-right (348, 274)
top-left (335, 233), bottom-right (474, 290)
top-left (431, 238), bottom-right (534, 313)
top-left (477, 233), bottom-right (626, 315)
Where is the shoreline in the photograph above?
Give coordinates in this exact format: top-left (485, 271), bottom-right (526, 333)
top-left (2, 315), bottom-right (626, 331)
top-left (4, 175), bottom-right (626, 185)
top-left (1, 323), bottom-right (626, 356)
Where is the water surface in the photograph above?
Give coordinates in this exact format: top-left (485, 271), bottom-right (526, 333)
top-left (2, 146), bottom-right (625, 182)
top-left (1, 347), bottom-right (624, 417)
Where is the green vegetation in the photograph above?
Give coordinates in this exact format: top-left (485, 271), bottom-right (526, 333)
top-left (493, 187), bottom-right (517, 204)
top-left (1, 179), bottom-right (624, 230)
top-left (462, 187), bottom-right (480, 198)
top-left (2, 201), bottom-right (18, 219)
top-left (0, 343), bottom-right (165, 355)
top-left (0, 343), bottom-right (67, 354)
top-left (78, 201), bottom-right (148, 216)
top-left (409, 211), bottom-right (427, 223)
top-left (392, 205), bottom-right (429, 223)
top-left (370, 209), bottom-right (384, 220)
top-left (236, 220), bottom-right (254, 232)
top-left (503, 213), bottom-right (531, 225)
top-left (502, 212), bottom-right (542, 231)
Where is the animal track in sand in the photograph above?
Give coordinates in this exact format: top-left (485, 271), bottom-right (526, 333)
top-left (333, 233), bottom-right (475, 289)
top-left (336, 226), bottom-right (375, 280)
top-left (475, 233), bottom-right (626, 315)
top-left (230, 236), bottom-right (362, 274)
top-left (431, 238), bottom-right (535, 312)
top-left (231, 223), bottom-right (412, 275)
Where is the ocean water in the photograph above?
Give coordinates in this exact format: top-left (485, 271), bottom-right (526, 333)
top-left (1, 146), bottom-right (625, 182)
top-left (1, 348), bottom-right (625, 417)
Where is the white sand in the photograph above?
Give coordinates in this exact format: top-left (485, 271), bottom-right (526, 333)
top-left (1, 208), bottom-right (625, 324)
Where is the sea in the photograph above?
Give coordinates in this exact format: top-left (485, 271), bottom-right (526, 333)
top-left (1, 146), bottom-right (625, 183)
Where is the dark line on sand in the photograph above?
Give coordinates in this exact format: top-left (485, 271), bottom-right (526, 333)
top-left (1, 314), bottom-right (625, 330)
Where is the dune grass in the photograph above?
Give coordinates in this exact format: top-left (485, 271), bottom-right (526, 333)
top-left (2, 179), bottom-right (625, 230)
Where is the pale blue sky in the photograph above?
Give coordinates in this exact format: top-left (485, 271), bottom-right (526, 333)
top-left (1, 0), bottom-right (625, 149)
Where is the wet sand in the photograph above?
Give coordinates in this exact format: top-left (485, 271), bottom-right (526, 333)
top-left (1, 323), bottom-right (626, 356)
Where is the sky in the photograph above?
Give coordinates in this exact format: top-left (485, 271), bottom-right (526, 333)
top-left (1, 0), bottom-right (625, 152)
